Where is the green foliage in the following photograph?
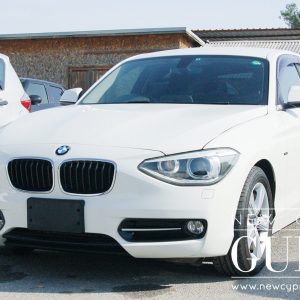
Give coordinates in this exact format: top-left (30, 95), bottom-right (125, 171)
top-left (280, 3), bottom-right (300, 28)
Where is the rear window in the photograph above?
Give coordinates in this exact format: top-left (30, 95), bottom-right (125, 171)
top-left (26, 83), bottom-right (48, 104)
top-left (47, 85), bottom-right (64, 103)
top-left (0, 60), bottom-right (4, 90)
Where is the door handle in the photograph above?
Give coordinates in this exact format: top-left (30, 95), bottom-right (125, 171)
top-left (0, 100), bottom-right (8, 106)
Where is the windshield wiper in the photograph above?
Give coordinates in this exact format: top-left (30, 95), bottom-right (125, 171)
top-left (201, 101), bottom-right (231, 105)
top-left (213, 101), bottom-right (231, 105)
top-left (127, 100), bottom-right (151, 103)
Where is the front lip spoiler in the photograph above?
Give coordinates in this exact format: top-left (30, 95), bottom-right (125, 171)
top-left (3, 228), bottom-right (129, 255)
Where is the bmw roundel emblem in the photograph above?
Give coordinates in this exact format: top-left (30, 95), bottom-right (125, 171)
top-left (56, 145), bottom-right (70, 156)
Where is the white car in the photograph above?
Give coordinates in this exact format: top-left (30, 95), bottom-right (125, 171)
top-left (0, 53), bottom-right (30, 127)
top-left (0, 47), bottom-right (299, 276)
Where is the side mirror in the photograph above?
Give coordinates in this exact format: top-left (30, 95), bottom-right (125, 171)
top-left (29, 95), bottom-right (42, 105)
top-left (285, 86), bottom-right (300, 108)
top-left (60, 88), bottom-right (83, 105)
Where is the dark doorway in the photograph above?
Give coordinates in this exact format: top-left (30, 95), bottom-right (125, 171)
top-left (68, 65), bottom-right (112, 92)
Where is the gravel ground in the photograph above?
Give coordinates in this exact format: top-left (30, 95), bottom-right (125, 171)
top-left (0, 222), bottom-right (300, 300)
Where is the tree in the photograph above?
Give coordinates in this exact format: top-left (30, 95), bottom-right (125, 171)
top-left (280, 3), bottom-right (300, 28)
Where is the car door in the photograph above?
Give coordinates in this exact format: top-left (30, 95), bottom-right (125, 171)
top-left (276, 55), bottom-right (300, 217)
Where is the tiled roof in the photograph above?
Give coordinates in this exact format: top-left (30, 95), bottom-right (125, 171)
top-left (204, 40), bottom-right (300, 54)
top-left (193, 28), bottom-right (300, 41)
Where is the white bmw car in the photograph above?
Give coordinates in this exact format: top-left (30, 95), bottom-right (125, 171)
top-left (0, 47), bottom-right (299, 276)
top-left (0, 53), bottom-right (30, 127)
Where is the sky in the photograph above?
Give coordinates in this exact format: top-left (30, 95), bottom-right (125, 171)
top-left (0, 0), bottom-right (299, 34)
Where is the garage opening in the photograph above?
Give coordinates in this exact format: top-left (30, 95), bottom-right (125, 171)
top-left (68, 65), bottom-right (112, 92)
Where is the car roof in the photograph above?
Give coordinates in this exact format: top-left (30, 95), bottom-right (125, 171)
top-left (126, 46), bottom-right (300, 61)
top-left (20, 77), bottom-right (65, 89)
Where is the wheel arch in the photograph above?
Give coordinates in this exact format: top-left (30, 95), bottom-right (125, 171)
top-left (254, 159), bottom-right (276, 206)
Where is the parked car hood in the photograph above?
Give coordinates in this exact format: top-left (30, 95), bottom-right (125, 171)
top-left (0, 104), bottom-right (268, 154)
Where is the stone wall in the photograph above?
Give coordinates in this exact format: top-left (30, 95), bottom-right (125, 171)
top-left (0, 33), bottom-right (194, 88)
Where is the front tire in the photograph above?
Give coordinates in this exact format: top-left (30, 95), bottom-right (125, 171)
top-left (213, 166), bottom-right (274, 276)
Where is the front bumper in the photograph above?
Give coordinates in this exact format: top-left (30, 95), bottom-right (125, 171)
top-left (0, 143), bottom-right (246, 258)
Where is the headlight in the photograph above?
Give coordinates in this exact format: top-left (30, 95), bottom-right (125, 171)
top-left (138, 148), bottom-right (239, 186)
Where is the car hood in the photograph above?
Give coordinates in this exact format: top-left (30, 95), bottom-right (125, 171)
top-left (0, 104), bottom-right (268, 154)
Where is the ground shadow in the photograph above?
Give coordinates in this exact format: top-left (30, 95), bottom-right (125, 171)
top-left (0, 249), bottom-right (227, 297)
top-left (0, 248), bottom-right (299, 298)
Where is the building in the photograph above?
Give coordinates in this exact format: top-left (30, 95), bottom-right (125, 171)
top-left (193, 28), bottom-right (300, 54)
top-left (3, 27), bottom-right (300, 92)
top-left (0, 28), bottom-right (203, 91)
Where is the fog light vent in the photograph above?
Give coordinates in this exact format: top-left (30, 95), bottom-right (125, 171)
top-left (0, 210), bottom-right (5, 230)
top-left (119, 219), bottom-right (207, 242)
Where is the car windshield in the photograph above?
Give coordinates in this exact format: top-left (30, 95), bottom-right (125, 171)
top-left (80, 55), bottom-right (269, 105)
